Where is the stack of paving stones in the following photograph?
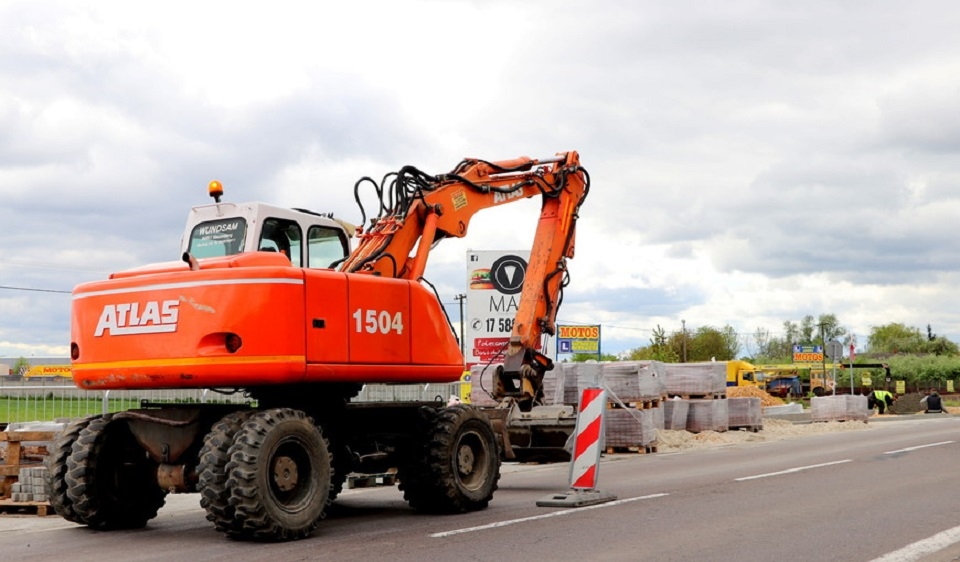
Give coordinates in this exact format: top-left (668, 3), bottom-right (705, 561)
top-left (662, 362), bottom-right (728, 398)
top-left (560, 363), bottom-right (580, 405)
top-left (661, 362), bottom-right (730, 433)
top-left (601, 361), bottom-right (666, 402)
top-left (811, 394), bottom-right (869, 422)
top-left (9, 467), bottom-right (47, 503)
top-left (686, 399), bottom-right (730, 433)
top-left (604, 408), bottom-right (662, 449)
top-left (468, 364), bottom-right (500, 407)
top-left (727, 397), bottom-right (763, 431)
top-left (540, 363), bottom-right (581, 406)
top-left (596, 361), bottom-right (667, 452)
top-left (663, 398), bottom-right (690, 430)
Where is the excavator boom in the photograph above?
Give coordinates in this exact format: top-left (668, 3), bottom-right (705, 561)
top-left (340, 152), bottom-right (589, 406)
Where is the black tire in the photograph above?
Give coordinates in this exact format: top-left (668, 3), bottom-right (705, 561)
top-left (398, 405), bottom-right (500, 513)
top-left (198, 410), bottom-right (253, 534)
top-left (327, 437), bottom-right (351, 503)
top-left (225, 408), bottom-right (331, 541)
top-left (45, 415), bottom-right (98, 524)
top-left (65, 414), bottom-right (167, 529)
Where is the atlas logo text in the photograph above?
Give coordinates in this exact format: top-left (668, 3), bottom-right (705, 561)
top-left (95, 300), bottom-right (180, 336)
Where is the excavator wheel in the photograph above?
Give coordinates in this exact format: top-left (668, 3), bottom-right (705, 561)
top-left (198, 410), bottom-right (254, 534)
top-left (326, 436), bottom-right (351, 503)
top-left (65, 414), bottom-right (168, 529)
top-left (224, 408), bottom-right (332, 541)
top-left (398, 404), bottom-right (500, 513)
top-left (44, 415), bottom-right (98, 524)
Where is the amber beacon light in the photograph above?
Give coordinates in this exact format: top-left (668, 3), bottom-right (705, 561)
top-left (208, 180), bottom-right (224, 203)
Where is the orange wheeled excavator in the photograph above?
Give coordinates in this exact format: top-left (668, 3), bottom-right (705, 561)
top-left (46, 152), bottom-right (589, 541)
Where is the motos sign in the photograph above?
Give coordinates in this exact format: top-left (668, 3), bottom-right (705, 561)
top-left (557, 324), bottom-right (601, 355)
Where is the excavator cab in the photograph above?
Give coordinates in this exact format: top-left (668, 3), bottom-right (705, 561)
top-left (181, 181), bottom-right (352, 268)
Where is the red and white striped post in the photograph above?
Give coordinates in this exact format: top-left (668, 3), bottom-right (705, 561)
top-left (537, 386), bottom-right (617, 508)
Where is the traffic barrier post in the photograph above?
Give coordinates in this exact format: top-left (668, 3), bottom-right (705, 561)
top-left (537, 387), bottom-right (617, 507)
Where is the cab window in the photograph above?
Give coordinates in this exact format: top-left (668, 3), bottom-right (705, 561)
top-left (189, 218), bottom-right (247, 258)
top-left (259, 218), bottom-right (303, 267)
top-left (307, 226), bottom-right (348, 268)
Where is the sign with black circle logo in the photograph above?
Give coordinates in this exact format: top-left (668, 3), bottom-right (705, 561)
top-left (489, 255), bottom-right (527, 295)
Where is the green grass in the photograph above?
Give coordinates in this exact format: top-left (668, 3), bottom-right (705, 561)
top-left (0, 397), bottom-right (144, 424)
top-left (0, 395), bottom-right (253, 424)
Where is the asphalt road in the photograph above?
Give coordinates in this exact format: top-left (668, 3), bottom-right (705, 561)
top-left (2, 416), bottom-right (959, 562)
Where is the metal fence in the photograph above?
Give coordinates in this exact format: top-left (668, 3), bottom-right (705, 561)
top-left (0, 380), bottom-right (464, 425)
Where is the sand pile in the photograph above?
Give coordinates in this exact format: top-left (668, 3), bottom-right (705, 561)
top-left (726, 385), bottom-right (785, 407)
top-left (656, 418), bottom-right (871, 451)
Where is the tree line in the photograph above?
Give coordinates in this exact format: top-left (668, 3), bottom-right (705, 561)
top-left (571, 314), bottom-right (960, 389)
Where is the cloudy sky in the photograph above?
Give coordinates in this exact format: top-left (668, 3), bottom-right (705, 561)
top-left (2, 1), bottom-right (960, 360)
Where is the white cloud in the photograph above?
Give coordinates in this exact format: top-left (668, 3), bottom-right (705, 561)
top-left (3, 1), bottom-right (960, 358)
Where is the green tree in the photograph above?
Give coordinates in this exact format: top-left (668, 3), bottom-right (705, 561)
top-left (885, 354), bottom-right (960, 388)
top-left (12, 357), bottom-right (30, 378)
top-left (752, 327), bottom-right (772, 358)
top-left (800, 315), bottom-right (816, 344)
top-left (868, 323), bottom-right (926, 354)
top-left (924, 336), bottom-right (959, 356)
top-left (816, 313), bottom-right (847, 344)
top-left (625, 324), bottom-right (680, 362)
top-left (668, 324), bottom-right (738, 362)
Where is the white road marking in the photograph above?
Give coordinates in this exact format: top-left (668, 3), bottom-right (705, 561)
top-left (884, 441), bottom-right (954, 455)
top-left (870, 525), bottom-right (960, 562)
top-left (734, 459), bottom-right (852, 482)
top-left (429, 493), bottom-right (669, 538)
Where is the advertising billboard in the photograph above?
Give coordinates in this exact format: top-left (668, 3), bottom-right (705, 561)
top-left (465, 250), bottom-right (530, 367)
top-left (557, 324), bottom-right (601, 356)
top-left (793, 345), bottom-right (824, 365)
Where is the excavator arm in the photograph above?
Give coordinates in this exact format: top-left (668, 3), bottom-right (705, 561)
top-left (340, 152), bottom-right (590, 408)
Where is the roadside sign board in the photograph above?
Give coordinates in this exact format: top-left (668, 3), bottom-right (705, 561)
top-left (793, 345), bottom-right (824, 365)
top-left (465, 250), bottom-right (530, 367)
top-left (825, 341), bottom-right (843, 362)
top-left (557, 324), bottom-right (601, 356)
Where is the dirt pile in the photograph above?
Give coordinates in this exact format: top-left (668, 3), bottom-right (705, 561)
top-left (726, 386), bottom-right (785, 407)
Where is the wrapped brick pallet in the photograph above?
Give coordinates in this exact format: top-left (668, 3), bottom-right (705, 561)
top-left (649, 405), bottom-right (665, 431)
top-left (686, 399), bottom-right (729, 433)
top-left (663, 362), bottom-right (727, 397)
top-left (604, 407), bottom-right (659, 448)
top-left (601, 361), bottom-right (666, 403)
top-left (575, 362), bottom-right (604, 399)
top-left (560, 363), bottom-right (581, 405)
top-left (663, 399), bottom-right (689, 430)
top-left (845, 394), bottom-right (869, 421)
top-left (541, 365), bottom-right (564, 405)
top-left (469, 364), bottom-right (500, 407)
top-left (811, 395), bottom-right (869, 422)
top-left (727, 397), bottom-right (762, 431)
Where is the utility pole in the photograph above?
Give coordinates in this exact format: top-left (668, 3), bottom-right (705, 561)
top-left (455, 294), bottom-right (467, 357)
top-left (681, 319), bottom-right (687, 363)
top-left (818, 321), bottom-right (827, 394)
